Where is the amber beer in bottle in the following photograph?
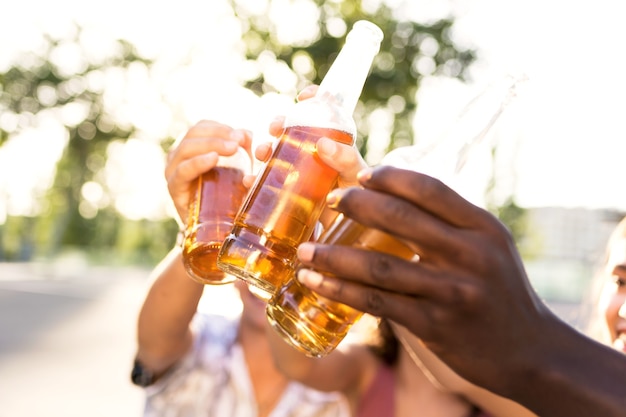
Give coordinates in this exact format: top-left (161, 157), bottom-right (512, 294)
top-left (182, 146), bottom-right (251, 285)
top-left (264, 74), bottom-right (528, 355)
top-left (265, 214), bottom-right (415, 357)
top-left (218, 21), bottom-right (384, 300)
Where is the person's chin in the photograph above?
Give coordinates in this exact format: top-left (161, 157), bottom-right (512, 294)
top-left (243, 288), bottom-right (266, 308)
top-left (241, 291), bottom-right (267, 321)
top-left (242, 309), bottom-right (270, 331)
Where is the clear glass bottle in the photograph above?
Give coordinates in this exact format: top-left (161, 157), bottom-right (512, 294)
top-left (217, 21), bottom-right (384, 300)
top-left (265, 213), bottom-right (415, 357)
top-left (265, 74), bottom-right (526, 356)
top-left (182, 146), bottom-right (251, 285)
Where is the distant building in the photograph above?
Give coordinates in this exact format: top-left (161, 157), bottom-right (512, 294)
top-left (522, 207), bottom-right (624, 328)
top-left (526, 207), bottom-right (621, 262)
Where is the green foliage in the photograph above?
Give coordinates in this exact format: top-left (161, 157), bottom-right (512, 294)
top-left (493, 198), bottom-right (527, 240)
top-left (489, 197), bottom-right (545, 261)
top-left (484, 147), bottom-right (532, 258)
top-left (0, 25), bottom-right (159, 263)
top-left (110, 218), bottom-right (180, 266)
top-left (230, 0), bottom-right (475, 158)
top-left (0, 3), bottom-right (480, 265)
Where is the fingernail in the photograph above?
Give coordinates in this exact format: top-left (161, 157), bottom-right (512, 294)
top-left (223, 141), bottom-right (238, 151)
top-left (297, 242), bottom-right (315, 262)
top-left (297, 269), bottom-right (323, 288)
top-left (230, 130), bottom-right (245, 144)
top-left (271, 116), bottom-right (285, 125)
top-left (203, 151), bottom-right (219, 164)
top-left (316, 137), bottom-right (337, 157)
top-left (298, 85), bottom-right (317, 97)
top-left (357, 167), bottom-right (373, 183)
top-left (326, 189), bottom-right (341, 209)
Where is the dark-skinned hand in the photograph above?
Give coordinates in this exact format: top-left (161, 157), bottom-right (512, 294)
top-left (295, 165), bottom-right (626, 417)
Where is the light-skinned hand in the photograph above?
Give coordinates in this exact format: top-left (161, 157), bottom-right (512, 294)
top-left (244, 85), bottom-right (367, 191)
top-left (165, 120), bottom-right (252, 226)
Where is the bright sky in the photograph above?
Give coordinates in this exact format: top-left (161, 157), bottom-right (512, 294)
top-left (1, 0), bottom-right (625, 223)
top-left (414, 0), bottom-right (626, 211)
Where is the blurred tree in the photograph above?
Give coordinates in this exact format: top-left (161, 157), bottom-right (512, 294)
top-left (228, 0), bottom-right (527, 244)
top-left (485, 147), bottom-right (532, 258)
top-left (0, 2), bottom-right (486, 265)
top-left (229, 0), bottom-right (476, 162)
top-left (0, 26), bottom-right (178, 263)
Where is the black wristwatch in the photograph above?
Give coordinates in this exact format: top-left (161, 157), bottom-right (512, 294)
top-left (131, 359), bottom-right (155, 387)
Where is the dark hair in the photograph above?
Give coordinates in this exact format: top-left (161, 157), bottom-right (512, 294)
top-left (367, 318), bottom-right (400, 366)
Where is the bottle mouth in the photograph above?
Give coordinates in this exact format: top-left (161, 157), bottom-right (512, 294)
top-left (348, 20), bottom-right (384, 49)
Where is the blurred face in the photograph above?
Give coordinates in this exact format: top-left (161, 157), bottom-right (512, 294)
top-left (599, 237), bottom-right (626, 353)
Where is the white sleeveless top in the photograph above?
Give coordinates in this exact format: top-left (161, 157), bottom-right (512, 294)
top-left (142, 313), bottom-right (350, 417)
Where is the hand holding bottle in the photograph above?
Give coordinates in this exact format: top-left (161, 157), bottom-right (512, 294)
top-left (218, 21), bottom-right (383, 299)
top-left (264, 150), bottom-right (421, 358)
top-left (165, 120), bottom-right (252, 226)
top-left (264, 85), bottom-right (368, 190)
top-left (166, 120), bottom-right (253, 284)
top-left (251, 85), bottom-right (368, 230)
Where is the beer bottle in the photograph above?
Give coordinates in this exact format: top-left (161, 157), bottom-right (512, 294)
top-left (266, 213), bottom-right (415, 357)
top-left (264, 75), bottom-right (526, 356)
top-left (182, 145), bottom-right (251, 285)
top-left (218, 21), bottom-right (384, 300)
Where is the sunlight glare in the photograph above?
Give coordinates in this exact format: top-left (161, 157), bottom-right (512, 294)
top-left (104, 139), bottom-right (169, 221)
top-left (49, 41), bottom-right (88, 78)
top-left (269, 0), bottom-right (321, 45)
top-left (2, 0), bottom-right (626, 223)
top-left (0, 115), bottom-right (68, 219)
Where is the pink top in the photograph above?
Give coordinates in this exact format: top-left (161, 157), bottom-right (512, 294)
top-left (355, 364), bottom-right (395, 417)
top-left (354, 364), bottom-right (491, 417)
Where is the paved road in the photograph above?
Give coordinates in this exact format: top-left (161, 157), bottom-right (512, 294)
top-left (0, 262), bottom-right (149, 417)
top-left (0, 260), bottom-right (584, 417)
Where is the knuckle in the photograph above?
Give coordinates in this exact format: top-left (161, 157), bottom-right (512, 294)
top-left (182, 159), bottom-right (204, 178)
top-left (414, 175), bottom-right (441, 200)
top-left (365, 290), bottom-right (385, 314)
top-left (420, 305), bottom-right (446, 327)
top-left (370, 254), bottom-right (394, 283)
top-left (448, 243), bottom-right (477, 269)
top-left (165, 166), bottom-right (177, 185)
top-left (385, 199), bottom-right (414, 225)
top-left (324, 275), bottom-right (345, 298)
top-left (443, 280), bottom-right (482, 312)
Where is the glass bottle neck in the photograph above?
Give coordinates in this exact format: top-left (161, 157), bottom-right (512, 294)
top-left (316, 21), bottom-right (383, 115)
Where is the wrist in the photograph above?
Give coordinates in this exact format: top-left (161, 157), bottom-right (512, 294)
top-left (131, 358), bottom-right (155, 387)
top-left (506, 311), bottom-right (626, 416)
top-left (485, 305), bottom-right (562, 401)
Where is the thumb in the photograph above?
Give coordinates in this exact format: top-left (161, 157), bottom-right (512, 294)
top-left (316, 137), bottom-right (367, 188)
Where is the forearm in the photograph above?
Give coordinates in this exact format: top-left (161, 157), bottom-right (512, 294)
top-left (508, 316), bottom-right (626, 417)
top-left (136, 247), bottom-right (204, 374)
